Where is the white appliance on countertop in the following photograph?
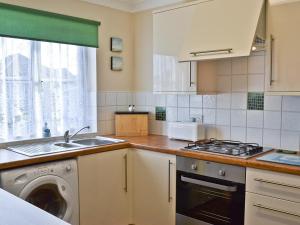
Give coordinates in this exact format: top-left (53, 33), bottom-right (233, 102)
top-left (0, 159), bottom-right (79, 225)
top-left (168, 122), bottom-right (205, 142)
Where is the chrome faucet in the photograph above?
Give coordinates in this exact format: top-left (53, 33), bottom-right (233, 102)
top-left (64, 126), bottom-right (90, 143)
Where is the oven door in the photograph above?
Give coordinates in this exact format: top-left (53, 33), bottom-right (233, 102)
top-left (176, 171), bottom-right (245, 225)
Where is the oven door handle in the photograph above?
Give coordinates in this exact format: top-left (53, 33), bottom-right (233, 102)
top-left (181, 176), bottom-right (237, 192)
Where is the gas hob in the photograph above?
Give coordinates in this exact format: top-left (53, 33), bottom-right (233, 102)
top-left (182, 138), bottom-right (272, 159)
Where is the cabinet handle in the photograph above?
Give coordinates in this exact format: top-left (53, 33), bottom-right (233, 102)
top-left (270, 35), bottom-right (275, 86)
top-left (253, 203), bottom-right (300, 218)
top-left (189, 62), bottom-right (193, 87)
top-left (190, 48), bottom-right (232, 57)
top-left (168, 160), bottom-right (173, 203)
top-left (254, 178), bottom-right (300, 190)
top-left (124, 154), bottom-right (128, 192)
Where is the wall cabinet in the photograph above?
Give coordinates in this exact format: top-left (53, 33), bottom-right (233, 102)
top-left (245, 168), bottom-right (300, 225)
top-left (265, 1), bottom-right (300, 94)
top-left (78, 149), bottom-right (132, 225)
top-left (153, 3), bottom-right (197, 94)
top-left (78, 149), bottom-right (176, 225)
top-left (132, 149), bottom-right (176, 225)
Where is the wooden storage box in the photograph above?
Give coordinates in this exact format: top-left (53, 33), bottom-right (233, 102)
top-left (115, 112), bottom-right (149, 136)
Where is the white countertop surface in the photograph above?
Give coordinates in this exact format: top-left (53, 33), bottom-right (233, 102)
top-left (0, 189), bottom-right (70, 225)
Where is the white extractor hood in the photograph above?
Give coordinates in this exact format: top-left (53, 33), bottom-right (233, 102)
top-left (178, 0), bottom-right (265, 61)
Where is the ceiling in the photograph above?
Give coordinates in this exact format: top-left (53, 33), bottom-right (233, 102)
top-left (81, 0), bottom-right (186, 12)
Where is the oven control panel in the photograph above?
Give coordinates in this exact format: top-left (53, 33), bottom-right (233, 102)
top-left (176, 156), bottom-right (246, 184)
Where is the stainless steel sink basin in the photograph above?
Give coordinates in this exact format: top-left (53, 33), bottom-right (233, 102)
top-left (54, 143), bottom-right (79, 148)
top-left (72, 138), bottom-right (115, 146)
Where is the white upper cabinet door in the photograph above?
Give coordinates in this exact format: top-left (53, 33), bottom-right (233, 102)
top-left (153, 4), bottom-right (197, 94)
top-left (178, 0), bottom-right (264, 61)
top-left (265, 1), bottom-right (300, 93)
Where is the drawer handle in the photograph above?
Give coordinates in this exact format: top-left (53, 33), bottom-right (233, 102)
top-left (254, 178), bottom-right (300, 190)
top-left (253, 203), bottom-right (300, 218)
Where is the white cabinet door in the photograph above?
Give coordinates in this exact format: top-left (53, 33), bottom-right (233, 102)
top-left (132, 149), bottom-right (176, 225)
top-left (153, 5), bottom-right (197, 94)
top-left (245, 192), bottom-right (300, 225)
top-left (78, 149), bottom-right (131, 225)
top-left (178, 0), bottom-right (264, 61)
top-left (265, 1), bottom-right (300, 93)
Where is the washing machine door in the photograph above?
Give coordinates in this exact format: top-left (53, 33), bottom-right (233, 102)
top-left (19, 175), bottom-right (73, 222)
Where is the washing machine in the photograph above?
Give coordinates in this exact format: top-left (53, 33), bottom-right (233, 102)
top-left (0, 159), bottom-right (79, 225)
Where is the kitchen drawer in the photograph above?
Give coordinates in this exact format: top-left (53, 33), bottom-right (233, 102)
top-left (245, 192), bottom-right (300, 225)
top-left (246, 168), bottom-right (300, 202)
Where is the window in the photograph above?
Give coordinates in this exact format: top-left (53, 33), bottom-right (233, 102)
top-left (0, 37), bottom-right (97, 142)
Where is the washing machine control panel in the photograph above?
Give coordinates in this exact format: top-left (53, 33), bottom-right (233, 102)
top-left (33, 167), bottom-right (55, 177)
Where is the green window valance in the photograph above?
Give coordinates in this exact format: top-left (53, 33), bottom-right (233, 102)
top-left (0, 3), bottom-right (100, 47)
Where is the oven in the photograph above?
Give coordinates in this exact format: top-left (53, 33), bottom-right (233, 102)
top-left (176, 156), bottom-right (246, 225)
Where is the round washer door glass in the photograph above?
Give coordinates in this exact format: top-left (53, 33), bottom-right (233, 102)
top-left (19, 175), bottom-right (73, 221)
top-left (26, 183), bottom-right (67, 218)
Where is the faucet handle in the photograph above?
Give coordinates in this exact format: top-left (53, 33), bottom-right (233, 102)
top-left (64, 130), bottom-right (70, 143)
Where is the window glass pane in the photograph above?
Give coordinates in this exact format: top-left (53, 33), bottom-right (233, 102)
top-left (0, 37), bottom-right (97, 142)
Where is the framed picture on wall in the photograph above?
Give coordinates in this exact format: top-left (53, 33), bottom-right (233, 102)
top-left (110, 37), bottom-right (123, 52)
top-left (111, 56), bottom-right (123, 71)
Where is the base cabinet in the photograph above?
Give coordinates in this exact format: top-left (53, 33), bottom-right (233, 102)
top-left (78, 148), bottom-right (176, 225)
top-left (78, 149), bottom-right (132, 225)
top-left (132, 149), bottom-right (176, 225)
top-left (245, 192), bottom-right (300, 225)
top-left (245, 168), bottom-right (300, 225)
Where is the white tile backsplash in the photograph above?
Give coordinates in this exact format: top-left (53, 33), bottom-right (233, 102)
top-left (231, 110), bottom-right (246, 127)
top-left (217, 76), bottom-right (231, 92)
top-left (105, 92), bottom-right (117, 106)
top-left (248, 55), bottom-right (265, 74)
top-left (282, 96), bottom-right (300, 112)
top-left (248, 75), bottom-right (265, 92)
top-left (264, 111), bottom-right (281, 129)
top-left (231, 127), bottom-right (246, 142)
top-left (116, 92), bottom-right (128, 106)
top-left (167, 94), bottom-right (177, 107)
top-left (177, 107), bottom-right (190, 122)
top-left (167, 107), bottom-right (178, 122)
top-left (178, 95), bottom-right (190, 108)
top-left (263, 129), bottom-right (281, 148)
top-left (190, 108), bottom-right (203, 120)
top-left (217, 59), bottom-right (232, 75)
top-left (203, 95), bottom-right (217, 108)
top-left (247, 110), bottom-right (264, 128)
top-left (97, 52), bottom-right (300, 150)
top-left (203, 109), bottom-right (216, 125)
top-left (190, 95), bottom-right (203, 108)
top-left (281, 130), bottom-right (300, 151)
top-left (264, 95), bottom-right (282, 111)
top-left (232, 75), bottom-right (247, 92)
top-left (216, 109), bottom-right (231, 126)
top-left (232, 57), bottom-right (248, 75)
top-left (231, 93), bottom-right (247, 109)
top-left (247, 128), bottom-right (263, 145)
top-left (282, 112), bottom-right (300, 131)
top-left (217, 93), bottom-right (231, 109)
top-left (216, 126), bottom-right (231, 139)
top-left (154, 94), bottom-right (166, 107)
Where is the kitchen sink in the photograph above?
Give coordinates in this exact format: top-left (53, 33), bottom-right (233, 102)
top-left (72, 138), bottom-right (116, 146)
top-left (54, 143), bottom-right (79, 148)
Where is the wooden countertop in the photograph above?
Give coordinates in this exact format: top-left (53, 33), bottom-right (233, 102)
top-left (122, 135), bottom-right (300, 176)
top-left (0, 189), bottom-right (69, 225)
top-left (0, 135), bottom-right (299, 176)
